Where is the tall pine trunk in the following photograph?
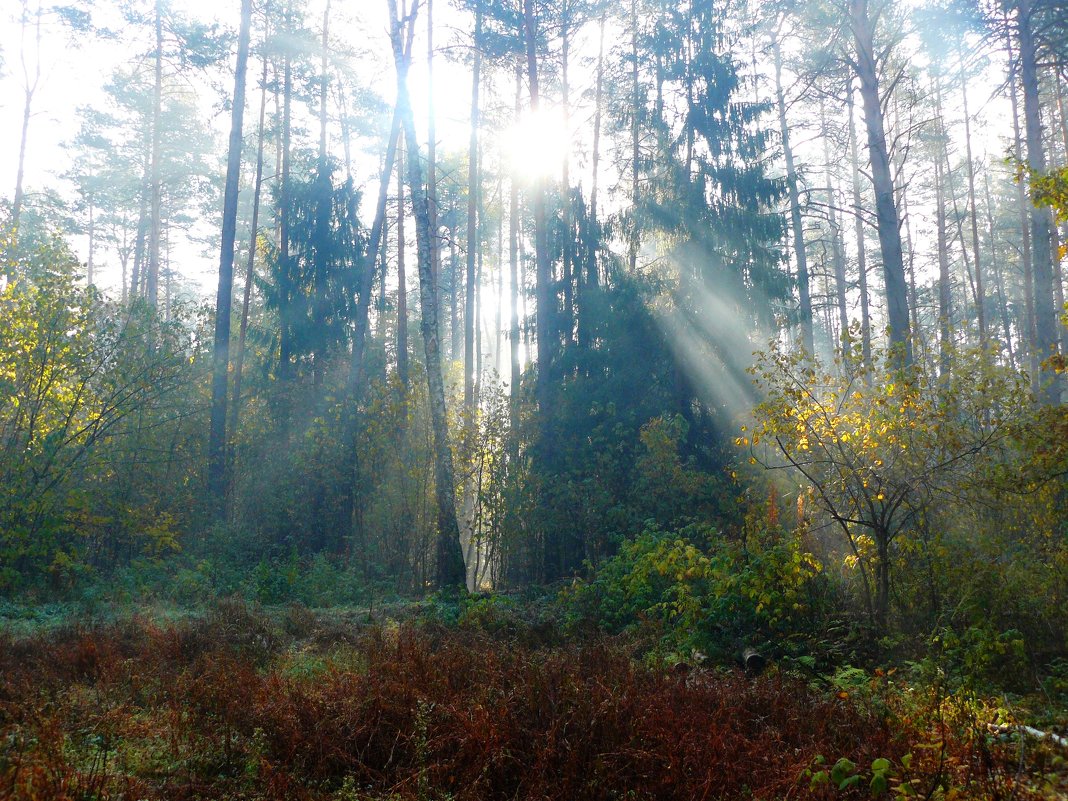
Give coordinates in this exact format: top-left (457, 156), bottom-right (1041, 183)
top-left (388, 0), bottom-right (466, 592)
top-left (523, 0), bottom-right (553, 415)
top-left (821, 100), bottom-right (850, 353)
top-left (508, 61), bottom-right (522, 431)
top-left (208, 0), bottom-right (252, 514)
top-left (231, 48), bottom-right (270, 473)
top-left (465, 11), bottom-right (482, 414)
top-left (397, 131), bottom-right (409, 389)
top-left (312, 2), bottom-right (332, 387)
top-left (1018, 0), bottom-right (1061, 402)
top-left (1006, 23), bottom-right (1038, 387)
top-left (958, 43), bottom-right (987, 346)
top-left (279, 0), bottom-right (294, 382)
top-left (774, 37), bottom-right (814, 355)
top-left (146, 0), bottom-right (164, 311)
top-left (851, 0), bottom-right (911, 363)
top-left (846, 82), bottom-right (872, 369)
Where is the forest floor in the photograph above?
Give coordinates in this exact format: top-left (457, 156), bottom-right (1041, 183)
top-left (1, 598), bottom-right (1066, 801)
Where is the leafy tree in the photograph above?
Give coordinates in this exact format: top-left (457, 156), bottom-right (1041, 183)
top-left (746, 340), bottom-right (1053, 635)
top-left (0, 239), bottom-right (195, 589)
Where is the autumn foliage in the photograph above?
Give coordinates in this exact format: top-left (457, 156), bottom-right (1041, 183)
top-left (1, 602), bottom-right (1062, 801)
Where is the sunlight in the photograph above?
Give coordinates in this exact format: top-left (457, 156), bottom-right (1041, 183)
top-left (505, 106), bottom-right (569, 182)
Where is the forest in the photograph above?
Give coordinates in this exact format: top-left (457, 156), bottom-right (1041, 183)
top-left (0, 0), bottom-right (1067, 798)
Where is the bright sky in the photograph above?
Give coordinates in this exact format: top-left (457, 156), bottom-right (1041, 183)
top-left (0, 0), bottom-right (1023, 332)
top-left (0, 0), bottom-right (481, 296)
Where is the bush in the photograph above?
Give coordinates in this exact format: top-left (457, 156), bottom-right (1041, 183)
top-left (564, 520), bottom-right (830, 660)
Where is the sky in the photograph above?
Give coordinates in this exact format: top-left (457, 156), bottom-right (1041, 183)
top-left (0, 0), bottom-right (1025, 328)
top-left (0, 0), bottom-right (484, 296)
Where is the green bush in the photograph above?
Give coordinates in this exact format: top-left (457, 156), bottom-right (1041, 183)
top-left (563, 521), bottom-right (829, 659)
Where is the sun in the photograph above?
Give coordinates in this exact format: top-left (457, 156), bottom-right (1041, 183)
top-left (505, 106), bottom-right (569, 183)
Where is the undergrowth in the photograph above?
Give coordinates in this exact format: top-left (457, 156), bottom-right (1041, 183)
top-left (0, 599), bottom-right (1065, 800)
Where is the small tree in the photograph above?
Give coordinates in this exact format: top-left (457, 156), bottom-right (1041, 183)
top-left (745, 341), bottom-right (1033, 634)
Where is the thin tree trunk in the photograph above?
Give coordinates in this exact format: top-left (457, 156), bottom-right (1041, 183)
top-left (846, 82), bottom-right (872, 369)
top-left (1007, 23), bottom-right (1039, 387)
top-left (450, 238), bottom-right (461, 360)
top-left (312, 1), bottom-right (332, 386)
top-left (397, 130), bottom-right (409, 389)
top-left (1018, 0), bottom-right (1061, 402)
top-left (935, 145), bottom-right (953, 378)
top-left (851, 0), bottom-right (911, 363)
top-left (821, 99), bottom-right (850, 353)
top-left (10, 0), bottom-right (42, 248)
top-left (231, 49), bottom-right (270, 464)
top-left (465, 10), bottom-right (482, 414)
top-left (958, 43), bottom-right (987, 346)
top-left (1052, 75), bottom-right (1068, 352)
top-left (774, 37), bottom-right (814, 355)
top-left (560, 8), bottom-right (574, 346)
top-left (984, 166), bottom-right (1016, 367)
top-left (279, 0), bottom-right (294, 382)
top-left (349, 109), bottom-right (402, 397)
top-left (427, 0), bottom-right (443, 350)
top-left (208, 0), bottom-right (252, 513)
top-left (388, 0), bottom-right (466, 591)
top-left (893, 92), bottom-right (922, 353)
top-left (523, 0), bottom-right (553, 414)
top-left (587, 11), bottom-right (605, 296)
top-left (87, 199), bottom-right (95, 286)
top-left (628, 0), bottom-right (640, 273)
top-left (146, 0), bottom-right (164, 311)
top-left (508, 60), bottom-right (522, 427)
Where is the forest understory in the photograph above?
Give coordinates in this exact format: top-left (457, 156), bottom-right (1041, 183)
top-left (1, 597), bottom-right (1066, 801)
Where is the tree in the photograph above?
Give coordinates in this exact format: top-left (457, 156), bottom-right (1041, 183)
top-left (208, 0), bottom-right (253, 514)
top-left (387, 0), bottom-right (466, 591)
top-left (848, 0), bottom-right (912, 363)
top-left (747, 342), bottom-right (1033, 634)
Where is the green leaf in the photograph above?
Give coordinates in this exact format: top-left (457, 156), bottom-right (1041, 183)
top-left (870, 772), bottom-right (888, 795)
top-left (840, 774), bottom-right (862, 790)
top-left (831, 757), bottom-right (857, 785)
top-left (871, 757), bottom-right (891, 773)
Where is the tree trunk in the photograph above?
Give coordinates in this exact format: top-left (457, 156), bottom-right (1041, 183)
top-left (846, 82), bottom-right (872, 369)
top-left (231, 48), bottom-right (270, 472)
top-left (388, 0), bottom-right (466, 591)
top-left (935, 142), bottom-right (953, 378)
top-left (628, 0), bottom-right (640, 273)
top-left (1052, 75), bottom-right (1068, 353)
top-left (312, 1), bottom-right (332, 387)
top-left (465, 11), bottom-right (482, 414)
top-left (958, 43), bottom-right (987, 347)
top-left (397, 130), bottom-right (409, 389)
top-left (508, 61), bottom-right (522, 429)
top-left (587, 11), bottom-right (605, 296)
top-left (821, 99), bottom-right (850, 353)
top-left (523, 0), bottom-right (553, 414)
top-left (1018, 0), bottom-right (1061, 402)
top-left (349, 109), bottom-right (402, 398)
top-left (10, 0), bottom-right (42, 250)
top-left (427, 0), bottom-right (443, 351)
top-left (146, 0), bottom-right (164, 311)
top-left (87, 199), bottom-right (95, 286)
top-left (1007, 24), bottom-right (1039, 388)
top-left (984, 166), bottom-right (1016, 367)
top-left (774, 37), bottom-right (814, 355)
top-left (208, 0), bottom-right (252, 514)
top-left (279, 0), bottom-right (294, 382)
top-left (560, 9), bottom-right (574, 347)
top-left (851, 0), bottom-right (911, 363)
